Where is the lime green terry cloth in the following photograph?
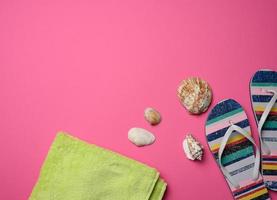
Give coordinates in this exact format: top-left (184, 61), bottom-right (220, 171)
top-left (29, 132), bottom-right (167, 200)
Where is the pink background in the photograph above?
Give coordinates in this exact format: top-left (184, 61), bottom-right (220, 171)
top-left (1, 0), bottom-right (277, 199)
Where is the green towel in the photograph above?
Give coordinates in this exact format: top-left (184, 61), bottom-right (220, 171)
top-left (29, 132), bottom-right (167, 200)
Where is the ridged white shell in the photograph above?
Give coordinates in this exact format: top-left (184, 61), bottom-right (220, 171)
top-left (128, 128), bottom-right (155, 147)
top-left (183, 134), bottom-right (204, 161)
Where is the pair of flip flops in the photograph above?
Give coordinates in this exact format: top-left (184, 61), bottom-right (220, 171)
top-left (206, 69), bottom-right (277, 200)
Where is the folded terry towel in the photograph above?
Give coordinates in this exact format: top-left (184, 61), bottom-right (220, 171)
top-left (29, 132), bottom-right (167, 200)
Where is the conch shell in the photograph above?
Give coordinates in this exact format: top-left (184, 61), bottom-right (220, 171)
top-left (183, 134), bottom-right (204, 161)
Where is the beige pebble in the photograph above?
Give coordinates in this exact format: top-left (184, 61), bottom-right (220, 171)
top-left (144, 107), bottom-right (161, 125)
top-left (177, 77), bottom-right (212, 114)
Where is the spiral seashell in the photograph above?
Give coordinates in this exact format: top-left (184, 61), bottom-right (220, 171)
top-left (183, 134), bottom-right (204, 161)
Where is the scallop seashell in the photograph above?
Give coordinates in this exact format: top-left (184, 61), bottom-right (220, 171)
top-left (183, 134), bottom-right (204, 161)
top-left (144, 107), bottom-right (161, 125)
top-left (128, 128), bottom-right (155, 147)
top-left (177, 77), bottom-right (212, 114)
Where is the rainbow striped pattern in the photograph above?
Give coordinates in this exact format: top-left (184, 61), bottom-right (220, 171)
top-left (206, 99), bottom-right (270, 200)
top-left (250, 69), bottom-right (277, 191)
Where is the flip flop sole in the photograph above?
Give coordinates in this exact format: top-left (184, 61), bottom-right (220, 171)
top-left (250, 69), bottom-right (277, 191)
top-left (206, 99), bottom-right (269, 200)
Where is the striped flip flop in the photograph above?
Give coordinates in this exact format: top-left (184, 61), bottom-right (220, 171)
top-left (250, 69), bottom-right (277, 191)
top-left (206, 99), bottom-right (270, 200)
